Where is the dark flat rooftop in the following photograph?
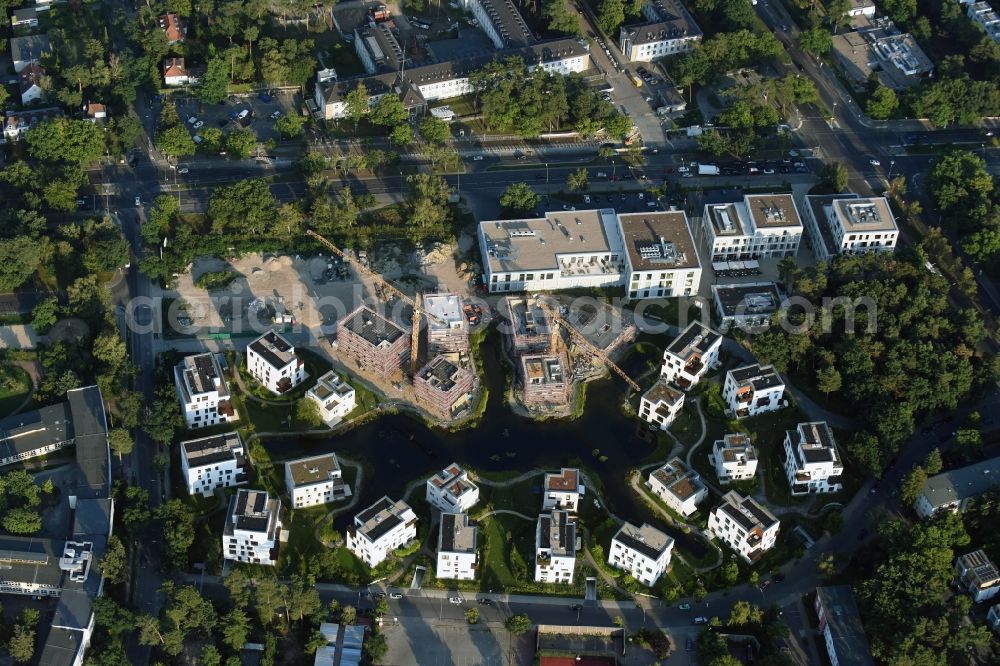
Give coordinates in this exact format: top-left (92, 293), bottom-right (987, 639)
top-left (666, 322), bottom-right (720, 357)
top-left (341, 307), bottom-right (405, 347)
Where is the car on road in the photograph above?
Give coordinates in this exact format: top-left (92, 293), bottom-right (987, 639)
top-left (637, 192), bottom-right (644, 200)
top-left (193, 135), bottom-right (203, 144)
top-left (583, 195), bottom-right (591, 203)
top-left (619, 193), bottom-right (626, 200)
top-left (177, 167), bottom-right (189, 174)
top-left (135, 196), bottom-right (142, 206)
top-left (187, 116), bottom-right (198, 124)
top-left (374, 592), bottom-right (386, 600)
top-left (678, 603), bottom-right (691, 610)
top-left (762, 167), bottom-right (775, 174)
top-left (472, 155), bottom-right (484, 161)
top-left (76, 198), bottom-right (88, 208)
top-left (478, 598), bottom-right (493, 605)
top-left (596, 172), bottom-right (607, 178)
top-left (677, 165), bottom-right (689, 173)
top-left (759, 579), bottom-right (772, 590)
top-left (694, 617), bottom-right (708, 625)
top-left (682, 172), bottom-right (694, 178)
top-left (269, 110), bottom-right (282, 120)
top-left (869, 158), bottom-right (881, 166)
top-left (389, 592), bottom-right (402, 599)
top-left (448, 597), bottom-right (463, 605)
top-left (193, 120), bottom-right (204, 129)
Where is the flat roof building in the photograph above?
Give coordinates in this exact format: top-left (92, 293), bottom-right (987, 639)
top-left (436, 512), bottom-right (478, 580)
top-left (802, 194), bottom-right (898, 262)
top-left (535, 509), bottom-right (577, 584)
top-left (608, 522), bottom-right (674, 586)
top-left (712, 282), bottom-right (783, 332)
top-left (413, 355), bottom-right (475, 418)
top-left (648, 457), bottom-right (707, 517)
top-left (424, 293), bottom-right (469, 353)
top-left (708, 490), bottom-right (780, 562)
top-left (346, 496), bottom-right (418, 567)
top-left (306, 370), bottom-right (356, 427)
top-left (247, 330), bottom-right (306, 395)
top-left (618, 211), bottom-right (702, 301)
top-left (520, 352), bottom-right (571, 408)
top-left (711, 433), bottom-right (758, 484)
top-left (956, 549), bottom-right (1000, 603)
top-left (180, 432), bottom-right (247, 496)
top-left (285, 453), bottom-right (351, 509)
top-left (638, 379), bottom-right (685, 432)
top-left (723, 363), bottom-right (785, 419)
top-left (426, 463), bottom-right (481, 514)
top-left (505, 296), bottom-right (553, 352)
top-left (702, 194), bottom-right (803, 263)
top-left (783, 421), bottom-right (843, 495)
top-left (660, 321), bottom-right (722, 390)
top-left (336, 306), bottom-right (410, 379)
top-left (174, 352), bottom-right (237, 429)
top-left (968, 2), bottom-right (1000, 44)
top-left (223, 489), bottom-right (282, 566)
top-left (543, 467), bottom-right (585, 512)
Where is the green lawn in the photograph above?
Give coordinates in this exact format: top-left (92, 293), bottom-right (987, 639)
top-left (739, 407), bottom-right (811, 508)
top-left (0, 364), bottom-right (32, 419)
top-left (475, 477), bottom-right (543, 520)
top-left (478, 512), bottom-right (534, 590)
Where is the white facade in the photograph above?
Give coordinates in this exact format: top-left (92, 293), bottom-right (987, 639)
top-left (638, 380), bottom-right (684, 431)
top-left (346, 496), bottom-right (418, 567)
top-left (712, 433), bottom-right (758, 483)
top-left (426, 463), bottom-right (480, 514)
top-left (180, 432), bottom-right (247, 496)
top-left (542, 468), bottom-right (585, 512)
top-left (285, 453), bottom-right (351, 509)
top-left (247, 330), bottom-right (306, 395)
top-left (660, 322), bottom-right (721, 390)
top-left (174, 352), bottom-right (238, 429)
top-left (968, 2), bottom-right (1000, 44)
top-left (534, 509), bottom-right (576, 584)
top-left (223, 490), bottom-right (281, 566)
top-left (722, 364), bottom-right (785, 419)
top-left (701, 194), bottom-right (803, 263)
top-left (783, 422), bottom-right (843, 495)
top-left (956, 550), bottom-right (1000, 603)
top-left (618, 0), bottom-right (702, 62)
top-left (914, 456), bottom-right (1000, 519)
top-left (707, 490), bottom-right (779, 562)
top-left (607, 522), bottom-right (674, 586)
top-left (647, 458), bottom-right (707, 517)
top-left (619, 211), bottom-right (702, 301)
top-left (802, 194), bottom-right (898, 262)
top-left (436, 512), bottom-right (477, 581)
top-left (306, 370), bottom-right (356, 427)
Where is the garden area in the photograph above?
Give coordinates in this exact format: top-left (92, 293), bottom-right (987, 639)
top-left (0, 363), bottom-right (32, 419)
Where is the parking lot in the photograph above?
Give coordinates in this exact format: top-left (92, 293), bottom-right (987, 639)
top-left (167, 89), bottom-right (300, 146)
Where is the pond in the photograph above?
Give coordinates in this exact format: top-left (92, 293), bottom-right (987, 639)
top-left (262, 331), bottom-right (710, 558)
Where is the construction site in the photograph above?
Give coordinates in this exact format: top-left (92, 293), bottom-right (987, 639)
top-left (499, 294), bottom-right (638, 419)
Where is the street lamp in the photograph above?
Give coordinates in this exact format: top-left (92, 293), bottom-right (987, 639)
top-left (887, 160), bottom-right (895, 180)
top-left (831, 101), bottom-right (837, 121)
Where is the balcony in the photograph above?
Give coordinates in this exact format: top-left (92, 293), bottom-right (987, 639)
top-left (275, 376), bottom-right (293, 394)
top-left (683, 358), bottom-right (704, 376)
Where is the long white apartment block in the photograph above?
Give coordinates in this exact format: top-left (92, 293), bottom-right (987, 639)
top-left (247, 330), bottom-right (306, 395)
top-left (223, 489), bottom-right (282, 566)
top-left (619, 211), bottom-right (701, 300)
top-left (702, 194), bottom-right (802, 263)
top-left (711, 433), bottom-right (758, 484)
top-left (707, 490), bottom-right (779, 562)
top-left (426, 463), bottom-right (481, 513)
top-left (638, 380), bottom-right (685, 431)
top-left (968, 2), bottom-right (1000, 44)
top-left (346, 496), bottom-right (418, 567)
top-left (436, 512), bottom-right (478, 581)
top-left (647, 457), bottom-right (707, 517)
top-left (306, 370), bottom-right (356, 427)
top-left (174, 352), bottom-right (238, 429)
top-left (479, 209), bottom-right (703, 300)
top-left (783, 422), bottom-right (843, 495)
top-left (534, 509), bottom-right (576, 584)
top-left (914, 456), bottom-right (1000, 519)
top-left (285, 453), bottom-right (351, 509)
top-left (607, 522), bottom-right (674, 586)
top-left (722, 364), bottom-right (785, 419)
top-left (180, 432), bottom-right (248, 496)
top-left (660, 322), bottom-right (721, 390)
top-left (542, 468), bottom-right (585, 512)
top-left (801, 194), bottom-right (898, 262)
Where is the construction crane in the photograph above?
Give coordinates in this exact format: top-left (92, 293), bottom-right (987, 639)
top-left (534, 298), bottom-right (641, 393)
top-left (306, 229), bottom-right (440, 374)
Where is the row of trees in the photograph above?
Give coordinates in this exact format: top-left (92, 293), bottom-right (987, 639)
top-left (669, 30), bottom-right (784, 88)
top-left (750, 250), bottom-right (995, 476)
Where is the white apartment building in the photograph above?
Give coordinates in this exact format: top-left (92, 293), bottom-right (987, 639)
top-left (638, 380), bottom-right (685, 431)
top-left (783, 422), bottom-right (844, 495)
top-left (426, 463), bottom-right (481, 514)
top-left (542, 468), bottom-right (585, 512)
top-left (436, 512), bottom-right (477, 581)
top-left (802, 194), bottom-right (899, 262)
top-left (534, 509), bottom-right (577, 584)
top-left (346, 496), bottom-right (418, 567)
top-left (647, 458), bottom-right (707, 517)
top-left (247, 330), bottom-right (306, 395)
top-left (314, 39), bottom-right (590, 120)
top-left (956, 550), bottom-right (1000, 603)
top-left (223, 489), bottom-right (282, 566)
top-left (707, 490), bottom-right (780, 562)
top-left (702, 194), bottom-right (803, 263)
top-left (305, 370), bottom-right (356, 427)
top-left (480, 209), bottom-right (625, 293)
top-left (618, 0), bottom-right (702, 62)
top-left (968, 2), bottom-right (1000, 44)
top-left (607, 522), bottom-right (674, 586)
top-left (463, 0), bottom-right (534, 49)
top-left (914, 456), bottom-right (1000, 519)
top-left (711, 433), bottom-right (758, 484)
top-left (660, 322), bottom-right (722, 390)
top-left (619, 211), bottom-right (702, 301)
top-left (174, 352), bottom-right (238, 429)
top-left (285, 453), bottom-right (352, 509)
top-left (180, 432), bottom-right (248, 496)
top-left (722, 364), bottom-right (785, 419)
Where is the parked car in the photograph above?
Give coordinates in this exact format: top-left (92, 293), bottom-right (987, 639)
top-left (869, 158), bottom-right (881, 166)
top-left (472, 155), bottom-right (484, 161)
top-left (177, 167), bottom-right (189, 174)
top-left (678, 603), bottom-right (691, 610)
top-left (448, 597), bottom-right (463, 605)
top-left (187, 116), bottom-right (198, 124)
top-left (134, 196), bottom-right (142, 206)
top-left (237, 109), bottom-right (250, 120)
top-left (677, 166), bottom-right (689, 173)
top-left (389, 592), bottom-right (402, 599)
top-left (478, 598), bottom-right (493, 605)
top-left (193, 120), bottom-right (204, 129)
top-left (694, 617), bottom-right (709, 625)
top-left (583, 195), bottom-right (591, 203)
top-left (269, 110), bottom-right (282, 120)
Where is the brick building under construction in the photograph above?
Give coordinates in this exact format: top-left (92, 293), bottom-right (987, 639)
top-left (336, 306), bottom-right (410, 378)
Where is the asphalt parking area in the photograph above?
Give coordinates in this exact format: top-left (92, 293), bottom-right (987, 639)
top-left (173, 91), bottom-right (299, 144)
